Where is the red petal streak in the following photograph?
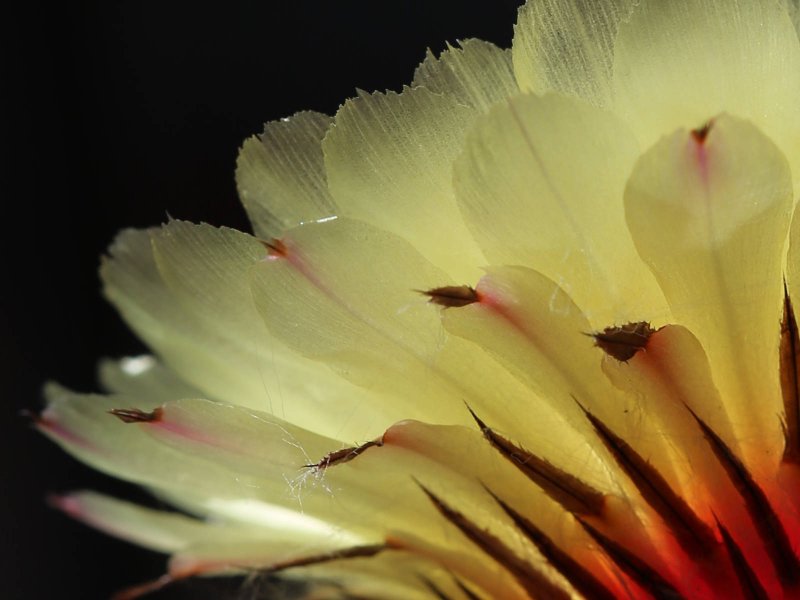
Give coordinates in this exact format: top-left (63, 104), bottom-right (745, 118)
top-left (420, 285), bottom-right (479, 308)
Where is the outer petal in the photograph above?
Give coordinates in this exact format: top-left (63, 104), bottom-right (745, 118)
top-left (102, 224), bottom-right (380, 440)
top-left (613, 0), bottom-right (800, 189)
top-left (235, 111), bottom-right (337, 238)
top-left (38, 387), bottom-right (356, 523)
top-left (512, 0), bottom-right (636, 107)
top-left (624, 115), bottom-right (793, 470)
top-left (322, 87), bottom-right (485, 281)
top-left (454, 92), bottom-right (667, 327)
top-left (51, 491), bottom-right (260, 553)
top-left (412, 39), bottom-right (518, 112)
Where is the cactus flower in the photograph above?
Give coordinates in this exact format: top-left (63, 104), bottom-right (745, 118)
top-left (39, 1), bottom-right (800, 598)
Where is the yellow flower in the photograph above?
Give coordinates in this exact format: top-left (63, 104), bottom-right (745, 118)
top-left (38, 1), bottom-right (800, 598)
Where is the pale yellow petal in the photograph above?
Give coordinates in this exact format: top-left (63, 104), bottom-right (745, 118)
top-left (624, 115), bottom-right (793, 470)
top-left (249, 217), bottom-right (475, 425)
top-left (412, 39), bottom-right (518, 112)
top-left (314, 420), bottom-right (615, 599)
top-left (235, 110), bottom-right (336, 238)
top-left (322, 87), bottom-right (485, 281)
top-left (454, 92), bottom-right (668, 327)
top-left (613, 0), bottom-right (800, 190)
top-left (52, 491), bottom-right (256, 553)
top-left (38, 387), bottom-right (350, 514)
top-left (512, 0), bottom-right (635, 107)
top-left (442, 265), bottom-right (685, 494)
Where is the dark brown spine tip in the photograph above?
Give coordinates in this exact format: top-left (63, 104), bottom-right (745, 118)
top-left (263, 543), bottom-right (386, 573)
top-left (486, 489), bottom-right (616, 600)
top-left (109, 407), bottom-right (163, 424)
top-left (579, 405), bottom-right (717, 557)
top-left (591, 321), bottom-right (655, 362)
top-left (578, 518), bottom-right (685, 600)
top-left (305, 438), bottom-right (383, 470)
top-left (261, 238), bottom-right (288, 258)
top-left (691, 121), bottom-right (714, 144)
top-left (416, 482), bottom-right (570, 600)
top-left (467, 405), bottom-right (606, 516)
top-left (780, 282), bottom-right (800, 464)
top-left (420, 285), bottom-right (479, 308)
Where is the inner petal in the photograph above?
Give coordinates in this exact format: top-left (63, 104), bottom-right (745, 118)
top-left (453, 92), bottom-right (668, 328)
top-left (624, 115), bottom-right (793, 470)
top-left (613, 0), bottom-right (800, 191)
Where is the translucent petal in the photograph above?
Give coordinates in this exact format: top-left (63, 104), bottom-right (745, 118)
top-left (412, 39), bottom-right (518, 112)
top-left (249, 217), bottom-right (486, 426)
top-left (315, 420), bottom-right (575, 598)
top-left (39, 386), bottom-right (344, 509)
top-left (454, 92), bottom-right (668, 327)
top-left (235, 111), bottom-right (337, 238)
top-left (322, 87), bottom-right (485, 281)
top-left (624, 115), bottom-right (793, 470)
top-left (512, 0), bottom-right (635, 107)
top-left (102, 225), bottom-right (381, 440)
top-left (613, 0), bottom-right (800, 189)
top-left (442, 265), bottom-right (676, 493)
top-left (52, 491), bottom-right (259, 553)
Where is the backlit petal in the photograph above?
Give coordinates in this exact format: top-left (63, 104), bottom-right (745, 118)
top-left (322, 87), bottom-right (485, 281)
top-left (235, 111), bottom-right (337, 238)
top-left (412, 39), bottom-right (518, 112)
top-left (512, 0), bottom-right (635, 107)
top-left (624, 115), bottom-right (793, 469)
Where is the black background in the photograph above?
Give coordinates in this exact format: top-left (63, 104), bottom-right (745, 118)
top-left (4, 2), bottom-right (523, 598)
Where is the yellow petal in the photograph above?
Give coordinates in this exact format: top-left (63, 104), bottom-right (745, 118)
top-left (103, 224), bottom-right (380, 440)
top-left (613, 0), bottom-right (800, 189)
top-left (52, 491), bottom-right (259, 553)
top-left (412, 39), bottom-right (518, 112)
top-left (512, 0), bottom-right (635, 107)
top-left (442, 265), bottom-right (670, 493)
top-left (250, 217), bottom-right (485, 426)
top-left (235, 110), bottom-right (336, 238)
top-left (454, 92), bottom-right (668, 327)
top-left (624, 115), bottom-right (793, 470)
top-left (41, 386), bottom-right (383, 527)
top-left (322, 87), bottom-right (485, 281)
